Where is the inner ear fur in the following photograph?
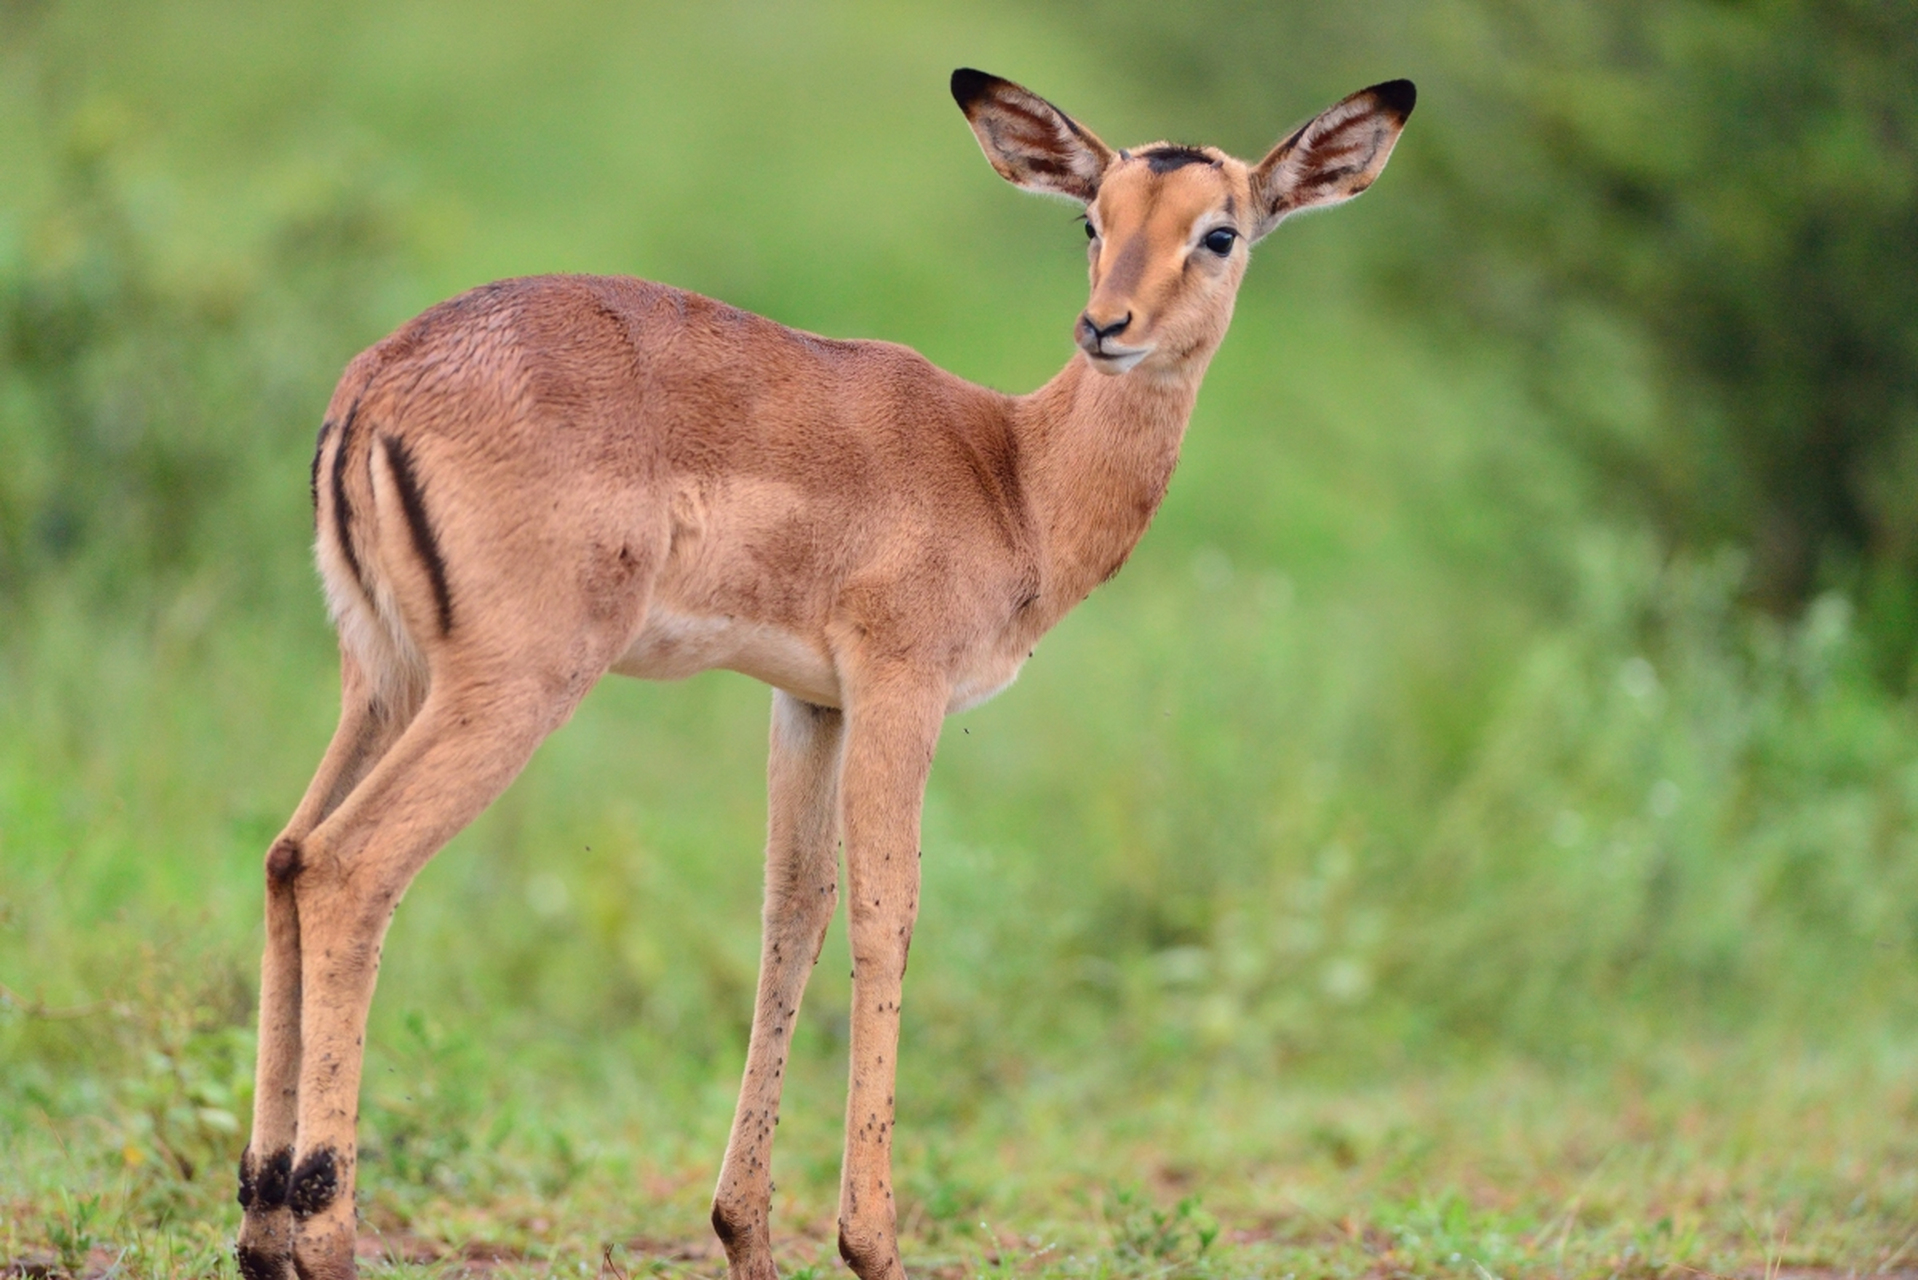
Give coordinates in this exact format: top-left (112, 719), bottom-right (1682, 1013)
top-left (951, 68), bottom-right (1116, 203)
top-left (1250, 79), bottom-right (1415, 238)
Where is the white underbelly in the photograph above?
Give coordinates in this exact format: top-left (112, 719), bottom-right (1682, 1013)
top-left (613, 609), bottom-right (842, 707)
top-left (614, 609), bottom-right (1028, 716)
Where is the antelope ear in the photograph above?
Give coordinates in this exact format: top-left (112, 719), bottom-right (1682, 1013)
top-left (1250, 79), bottom-right (1415, 239)
top-left (951, 68), bottom-right (1116, 204)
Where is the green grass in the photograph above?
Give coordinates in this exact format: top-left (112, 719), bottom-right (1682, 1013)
top-left (6, 988), bottom-right (1916, 1277)
top-left (4, 2), bottom-right (1917, 1275)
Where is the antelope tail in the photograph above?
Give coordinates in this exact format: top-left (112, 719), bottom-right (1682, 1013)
top-left (312, 397), bottom-right (456, 712)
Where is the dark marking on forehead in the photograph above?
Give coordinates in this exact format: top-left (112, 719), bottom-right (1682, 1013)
top-left (1139, 145), bottom-right (1217, 174)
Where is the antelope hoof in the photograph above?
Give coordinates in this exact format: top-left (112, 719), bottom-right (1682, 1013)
top-left (234, 1227), bottom-right (295, 1280)
top-left (290, 1215), bottom-right (358, 1280)
top-left (712, 1201), bottom-right (779, 1280)
top-left (837, 1223), bottom-right (906, 1280)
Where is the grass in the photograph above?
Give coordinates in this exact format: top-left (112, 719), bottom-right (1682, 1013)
top-left (6, 995), bottom-right (1916, 1277)
top-left (4, 2), bottom-right (1918, 1275)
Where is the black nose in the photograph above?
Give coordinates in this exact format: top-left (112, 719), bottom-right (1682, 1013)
top-left (1082, 312), bottom-right (1132, 342)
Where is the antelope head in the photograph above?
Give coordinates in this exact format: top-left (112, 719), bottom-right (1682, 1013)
top-left (952, 69), bottom-right (1416, 378)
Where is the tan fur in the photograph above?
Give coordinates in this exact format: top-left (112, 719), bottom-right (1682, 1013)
top-left (236, 70), bottom-right (1412, 1280)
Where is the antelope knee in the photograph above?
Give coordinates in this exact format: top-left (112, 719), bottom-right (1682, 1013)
top-left (265, 837), bottom-right (303, 888)
top-left (792, 880), bottom-right (839, 934)
top-left (847, 912), bottom-right (915, 976)
top-left (287, 837), bottom-right (400, 932)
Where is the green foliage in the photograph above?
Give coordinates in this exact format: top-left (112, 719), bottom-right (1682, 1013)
top-left (0, 14), bottom-right (412, 609)
top-left (363, 1013), bottom-right (481, 1190)
top-left (1399, 1), bottom-right (1918, 622)
top-left (48, 1192), bottom-right (101, 1276)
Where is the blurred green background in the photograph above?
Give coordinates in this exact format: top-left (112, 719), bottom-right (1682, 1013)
top-left (3, 1), bottom-right (1915, 1275)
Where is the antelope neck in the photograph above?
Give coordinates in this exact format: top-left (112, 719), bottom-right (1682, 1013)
top-left (1011, 351), bottom-right (1206, 610)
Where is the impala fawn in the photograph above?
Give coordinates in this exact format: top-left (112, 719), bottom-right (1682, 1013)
top-left (234, 67), bottom-right (1414, 1280)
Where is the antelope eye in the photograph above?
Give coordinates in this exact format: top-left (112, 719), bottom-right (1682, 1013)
top-left (1202, 228), bottom-right (1238, 256)
top-left (1084, 220), bottom-right (1098, 240)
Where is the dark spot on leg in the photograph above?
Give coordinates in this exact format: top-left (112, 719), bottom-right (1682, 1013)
top-left (240, 1145), bottom-right (293, 1209)
top-left (238, 1146), bottom-right (258, 1209)
top-left (266, 839), bottom-right (302, 887)
top-left (258, 1146), bottom-right (293, 1207)
top-left (286, 1146), bottom-right (340, 1219)
top-left (710, 1202), bottom-right (740, 1247)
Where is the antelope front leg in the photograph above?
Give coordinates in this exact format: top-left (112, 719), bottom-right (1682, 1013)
top-left (834, 674), bottom-right (944, 1280)
top-left (713, 692), bottom-right (846, 1280)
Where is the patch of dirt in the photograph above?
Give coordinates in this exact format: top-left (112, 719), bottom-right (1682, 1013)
top-left (10, 1242), bottom-right (1910, 1280)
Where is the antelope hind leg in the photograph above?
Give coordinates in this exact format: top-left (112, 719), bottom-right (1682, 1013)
top-left (275, 668), bottom-right (585, 1280)
top-left (237, 656), bottom-right (421, 1280)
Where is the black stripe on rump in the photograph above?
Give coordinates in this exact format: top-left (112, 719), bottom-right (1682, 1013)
top-left (380, 433), bottom-right (454, 635)
top-left (310, 419), bottom-right (333, 517)
top-left (330, 400), bottom-right (373, 604)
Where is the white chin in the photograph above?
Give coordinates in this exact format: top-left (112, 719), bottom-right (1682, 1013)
top-left (1087, 348), bottom-right (1149, 375)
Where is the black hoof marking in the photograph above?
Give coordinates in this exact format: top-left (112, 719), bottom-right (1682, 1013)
top-left (286, 1147), bottom-right (340, 1219)
top-left (266, 838), bottom-right (303, 886)
top-left (260, 1146), bottom-right (293, 1207)
top-left (238, 1145), bottom-right (293, 1210)
top-left (235, 1242), bottom-right (290, 1280)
